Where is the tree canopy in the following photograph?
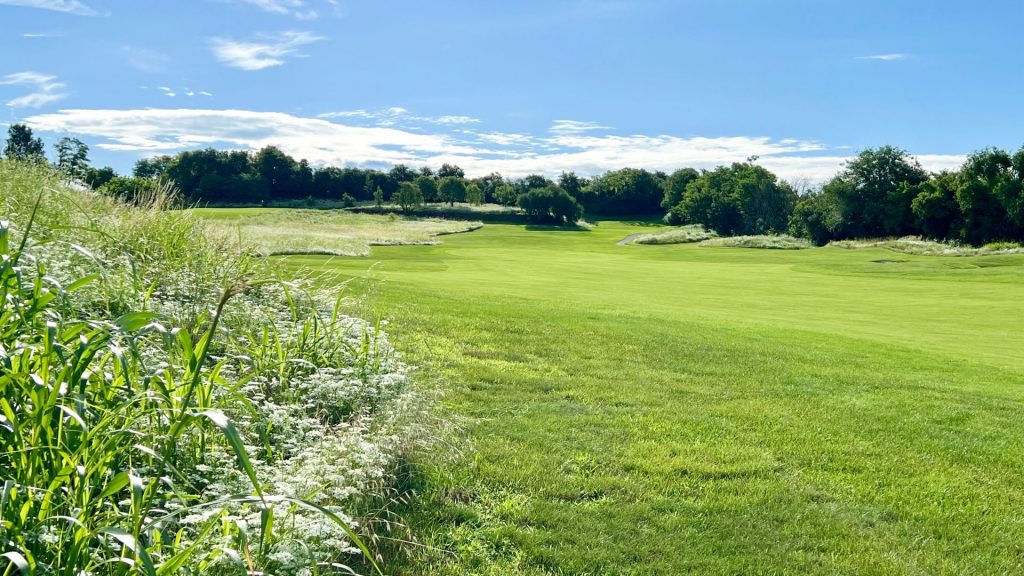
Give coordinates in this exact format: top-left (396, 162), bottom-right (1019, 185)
top-left (3, 124), bottom-right (45, 161)
top-left (667, 162), bottom-right (796, 235)
top-left (518, 185), bottom-right (583, 225)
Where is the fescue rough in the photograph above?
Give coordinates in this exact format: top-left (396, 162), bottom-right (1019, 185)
top-left (828, 236), bottom-right (1024, 256)
top-left (700, 234), bottom-right (812, 249)
top-left (0, 160), bottom-right (430, 574)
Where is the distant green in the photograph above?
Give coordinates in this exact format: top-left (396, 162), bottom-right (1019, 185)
top-left (273, 218), bottom-right (1024, 575)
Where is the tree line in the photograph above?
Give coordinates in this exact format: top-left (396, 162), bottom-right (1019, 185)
top-left (3, 123), bottom-right (1022, 244)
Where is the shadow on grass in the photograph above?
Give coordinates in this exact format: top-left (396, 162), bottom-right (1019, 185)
top-left (584, 214), bottom-right (665, 226)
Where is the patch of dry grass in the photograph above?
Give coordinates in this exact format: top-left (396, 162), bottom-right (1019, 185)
top-left (194, 207), bottom-right (482, 256)
top-left (700, 234), bottom-right (813, 249)
top-left (829, 236), bottom-right (1024, 256)
top-left (619, 224), bottom-right (716, 245)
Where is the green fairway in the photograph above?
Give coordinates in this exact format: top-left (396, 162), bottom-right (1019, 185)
top-left (276, 219), bottom-right (1024, 575)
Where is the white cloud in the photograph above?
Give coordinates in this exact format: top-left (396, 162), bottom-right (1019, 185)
top-left (550, 119), bottom-right (612, 134)
top-left (857, 53), bottom-right (908, 61)
top-left (434, 115), bottom-right (482, 125)
top-left (22, 32), bottom-right (62, 37)
top-left (0, 71), bottom-right (67, 108)
top-left (0, 0), bottom-right (96, 15)
top-left (210, 31), bottom-right (325, 70)
top-left (230, 0), bottom-right (303, 13)
top-left (220, 0), bottom-right (324, 19)
top-left (22, 107), bottom-right (968, 183)
top-left (318, 107), bottom-right (481, 126)
top-left (158, 86), bottom-right (176, 97)
top-left (199, 91), bottom-right (214, 97)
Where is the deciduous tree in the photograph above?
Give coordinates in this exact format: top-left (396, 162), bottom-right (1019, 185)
top-left (4, 124), bottom-right (44, 161)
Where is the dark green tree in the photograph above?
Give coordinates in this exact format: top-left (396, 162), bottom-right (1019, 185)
top-left (474, 172), bottom-right (504, 203)
top-left (827, 146), bottom-right (928, 238)
top-left (911, 172), bottom-right (962, 240)
top-left (4, 124), bottom-right (45, 161)
top-left (788, 186), bottom-right (843, 245)
top-left (955, 148), bottom-right (1022, 244)
top-left (133, 155), bottom-right (174, 179)
top-left (661, 168), bottom-right (700, 212)
top-left (518, 186), bottom-right (583, 224)
top-left (558, 172), bottom-right (587, 199)
top-left (388, 163), bottom-right (417, 183)
top-left (396, 181), bottom-right (424, 212)
top-left (671, 163), bottom-right (795, 235)
top-left (580, 168), bottom-right (663, 214)
top-left (254, 146), bottom-right (298, 198)
top-left (437, 163), bottom-right (465, 178)
top-left (493, 183), bottom-right (519, 206)
top-left (438, 176), bottom-right (467, 206)
top-left (466, 182), bottom-right (483, 205)
top-left (84, 166), bottom-right (117, 189)
top-left (416, 175), bottom-right (439, 203)
top-left (54, 137), bottom-right (90, 179)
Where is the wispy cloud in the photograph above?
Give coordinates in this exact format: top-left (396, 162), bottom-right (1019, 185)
top-left (158, 86), bottom-right (176, 97)
top-left (220, 0), bottom-right (323, 19)
top-left (22, 32), bottom-right (63, 38)
top-left (122, 46), bottom-right (171, 73)
top-left (0, 71), bottom-right (67, 108)
top-left (550, 119), bottom-right (612, 135)
top-left (0, 0), bottom-right (96, 15)
top-left (21, 107), bottom-right (969, 182)
top-left (318, 107), bottom-right (481, 126)
top-left (210, 31), bottom-right (325, 70)
top-left (857, 53), bottom-right (908, 61)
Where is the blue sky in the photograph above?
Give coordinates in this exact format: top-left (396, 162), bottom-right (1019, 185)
top-left (2, 0), bottom-right (1022, 181)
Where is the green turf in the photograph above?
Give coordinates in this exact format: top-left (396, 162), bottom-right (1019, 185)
top-left (272, 218), bottom-right (1024, 575)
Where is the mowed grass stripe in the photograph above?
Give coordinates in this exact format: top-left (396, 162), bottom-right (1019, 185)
top-left (276, 218), bottom-right (1024, 575)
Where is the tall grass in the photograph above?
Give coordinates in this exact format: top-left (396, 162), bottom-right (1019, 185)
top-left (196, 208), bottom-right (483, 257)
top-left (699, 234), bottom-right (813, 250)
top-left (619, 225), bottom-right (716, 245)
top-left (828, 236), bottom-right (1024, 256)
top-left (0, 161), bottom-right (428, 574)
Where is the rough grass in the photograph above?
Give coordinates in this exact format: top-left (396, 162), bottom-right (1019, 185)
top-left (193, 207), bottom-right (482, 256)
top-left (282, 221), bottom-right (1024, 575)
top-left (0, 161), bottom-right (428, 574)
top-left (700, 233), bottom-right (813, 249)
top-left (618, 224), bottom-right (716, 245)
top-left (351, 202), bottom-right (526, 224)
top-left (829, 236), bottom-right (1024, 256)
